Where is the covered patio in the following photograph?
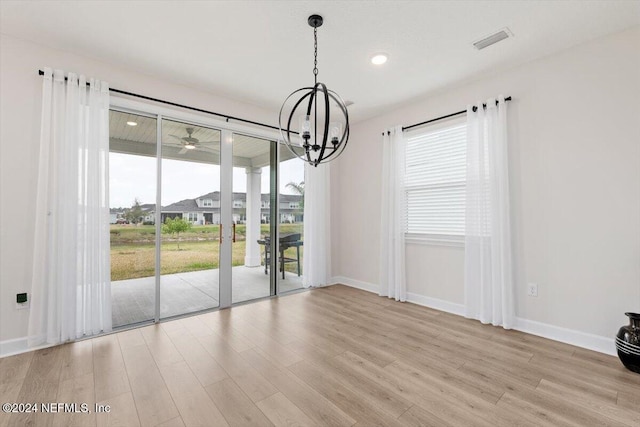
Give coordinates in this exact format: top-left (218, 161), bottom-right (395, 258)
top-left (111, 266), bottom-right (303, 328)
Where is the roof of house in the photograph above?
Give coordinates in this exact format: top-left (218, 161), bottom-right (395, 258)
top-left (162, 191), bottom-right (302, 212)
top-left (163, 199), bottom-right (199, 212)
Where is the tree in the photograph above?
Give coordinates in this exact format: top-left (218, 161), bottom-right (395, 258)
top-left (162, 217), bottom-right (191, 250)
top-left (285, 181), bottom-right (304, 210)
top-left (125, 198), bottom-right (144, 224)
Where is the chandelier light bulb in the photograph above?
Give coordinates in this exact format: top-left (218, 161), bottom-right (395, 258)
top-left (301, 115), bottom-right (312, 145)
top-left (330, 123), bottom-right (341, 144)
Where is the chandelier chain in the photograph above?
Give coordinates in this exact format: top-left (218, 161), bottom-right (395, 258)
top-left (313, 27), bottom-right (318, 84)
top-left (278, 15), bottom-right (349, 167)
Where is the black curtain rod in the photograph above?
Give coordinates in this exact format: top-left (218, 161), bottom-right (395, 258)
top-left (38, 69), bottom-right (284, 133)
top-left (382, 96), bottom-right (512, 135)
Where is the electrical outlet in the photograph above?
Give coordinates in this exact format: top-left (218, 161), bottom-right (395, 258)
top-left (527, 283), bottom-right (538, 297)
top-left (16, 293), bottom-right (29, 310)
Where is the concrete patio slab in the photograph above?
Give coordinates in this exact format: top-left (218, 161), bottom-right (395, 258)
top-left (111, 266), bottom-right (303, 327)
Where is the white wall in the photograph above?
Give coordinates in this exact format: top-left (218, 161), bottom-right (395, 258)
top-left (333, 26), bottom-right (640, 353)
top-left (0, 34), bottom-right (278, 344)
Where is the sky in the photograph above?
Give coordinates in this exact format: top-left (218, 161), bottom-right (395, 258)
top-left (109, 152), bottom-right (305, 208)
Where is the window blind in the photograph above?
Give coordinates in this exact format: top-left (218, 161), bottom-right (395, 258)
top-left (405, 122), bottom-right (466, 236)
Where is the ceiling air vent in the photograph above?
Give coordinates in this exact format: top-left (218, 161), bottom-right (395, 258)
top-left (473, 28), bottom-right (513, 50)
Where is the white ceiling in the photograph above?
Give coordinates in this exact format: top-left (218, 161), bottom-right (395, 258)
top-left (1, 1), bottom-right (639, 122)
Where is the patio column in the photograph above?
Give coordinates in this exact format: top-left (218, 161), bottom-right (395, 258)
top-left (244, 167), bottom-right (262, 267)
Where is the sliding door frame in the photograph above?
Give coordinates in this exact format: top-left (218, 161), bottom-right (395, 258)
top-left (110, 96), bottom-right (292, 325)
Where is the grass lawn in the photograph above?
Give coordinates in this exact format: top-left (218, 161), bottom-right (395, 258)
top-left (110, 223), bottom-right (304, 281)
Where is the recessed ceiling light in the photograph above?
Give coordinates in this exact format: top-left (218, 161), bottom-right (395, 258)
top-left (371, 54), bottom-right (388, 65)
top-left (126, 121), bottom-right (137, 126)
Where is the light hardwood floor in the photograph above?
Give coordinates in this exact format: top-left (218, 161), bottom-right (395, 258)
top-left (1, 284), bottom-right (639, 426)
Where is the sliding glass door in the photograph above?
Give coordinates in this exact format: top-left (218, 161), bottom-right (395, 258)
top-left (109, 110), bottom-right (158, 328)
top-left (277, 142), bottom-right (305, 293)
top-left (160, 119), bottom-right (221, 318)
top-left (231, 134), bottom-right (274, 304)
top-left (108, 106), bottom-right (302, 328)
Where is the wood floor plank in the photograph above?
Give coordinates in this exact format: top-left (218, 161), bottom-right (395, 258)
top-left (618, 390), bottom-right (640, 412)
top-left (384, 360), bottom-right (538, 427)
top-left (289, 360), bottom-right (405, 427)
top-left (158, 361), bottom-right (229, 427)
top-left (5, 285), bottom-right (640, 427)
top-left (359, 329), bottom-right (464, 369)
top-left (92, 333), bottom-right (132, 403)
top-left (94, 368), bottom-right (131, 403)
top-left (59, 340), bottom-right (94, 381)
top-left (121, 344), bottom-right (179, 427)
top-left (334, 351), bottom-right (495, 427)
top-left (95, 391), bottom-right (140, 427)
top-left (92, 334), bottom-right (126, 374)
top-left (255, 392), bottom-right (315, 427)
top-left (169, 331), bottom-right (228, 387)
top-left (205, 378), bottom-right (273, 427)
top-left (53, 372), bottom-right (96, 427)
top-left (324, 333), bottom-right (397, 368)
top-left (240, 348), bottom-right (355, 427)
top-left (140, 325), bottom-right (184, 367)
top-left (116, 328), bottom-right (146, 350)
top-left (500, 385), bottom-right (630, 427)
top-left (284, 338), bottom-right (340, 364)
top-left (536, 379), bottom-right (640, 426)
top-left (306, 355), bottom-right (412, 418)
top-left (228, 320), bottom-right (303, 368)
top-left (8, 346), bottom-right (63, 427)
top-left (0, 380), bottom-right (23, 427)
top-left (196, 334), bottom-right (277, 403)
top-left (497, 391), bottom-right (577, 427)
top-left (397, 404), bottom-right (455, 427)
top-left (156, 417), bottom-right (186, 427)
top-left (0, 351), bottom-right (33, 384)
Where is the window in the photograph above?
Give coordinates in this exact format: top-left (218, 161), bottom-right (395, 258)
top-left (233, 200), bottom-right (243, 208)
top-left (405, 120), bottom-right (466, 239)
top-left (202, 199), bottom-right (213, 207)
top-left (289, 202), bottom-right (300, 209)
top-left (187, 212), bottom-right (198, 222)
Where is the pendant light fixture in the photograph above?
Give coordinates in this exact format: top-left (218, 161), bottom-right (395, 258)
top-left (279, 14), bottom-right (350, 167)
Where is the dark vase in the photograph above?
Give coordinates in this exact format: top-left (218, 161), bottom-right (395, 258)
top-left (616, 312), bottom-right (640, 374)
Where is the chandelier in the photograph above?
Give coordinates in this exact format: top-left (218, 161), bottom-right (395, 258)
top-left (279, 15), bottom-right (350, 167)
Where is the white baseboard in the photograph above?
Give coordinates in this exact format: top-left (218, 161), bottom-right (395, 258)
top-left (1, 336), bottom-right (31, 358)
top-left (330, 276), bottom-right (378, 293)
top-left (330, 276), bottom-right (466, 315)
top-left (334, 276), bottom-right (616, 356)
top-left (515, 317), bottom-right (615, 356)
top-left (406, 292), bottom-right (466, 316)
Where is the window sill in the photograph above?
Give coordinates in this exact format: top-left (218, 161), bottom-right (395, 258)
top-left (405, 233), bottom-right (464, 248)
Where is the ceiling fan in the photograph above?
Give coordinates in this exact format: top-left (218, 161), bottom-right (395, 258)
top-left (168, 127), bottom-right (218, 154)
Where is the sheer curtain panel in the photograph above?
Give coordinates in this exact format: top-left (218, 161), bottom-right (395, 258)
top-left (464, 95), bottom-right (514, 328)
top-left (302, 162), bottom-right (331, 287)
top-left (29, 68), bottom-right (112, 346)
top-left (379, 126), bottom-right (407, 301)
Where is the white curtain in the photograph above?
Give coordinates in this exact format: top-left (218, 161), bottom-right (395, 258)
top-left (379, 125), bottom-right (407, 301)
top-left (28, 68), bottom-right (112, 346)
top-left (464, 95), bottom-right (514, 328)
top-left (302, 162), bottom-right (331, 287)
